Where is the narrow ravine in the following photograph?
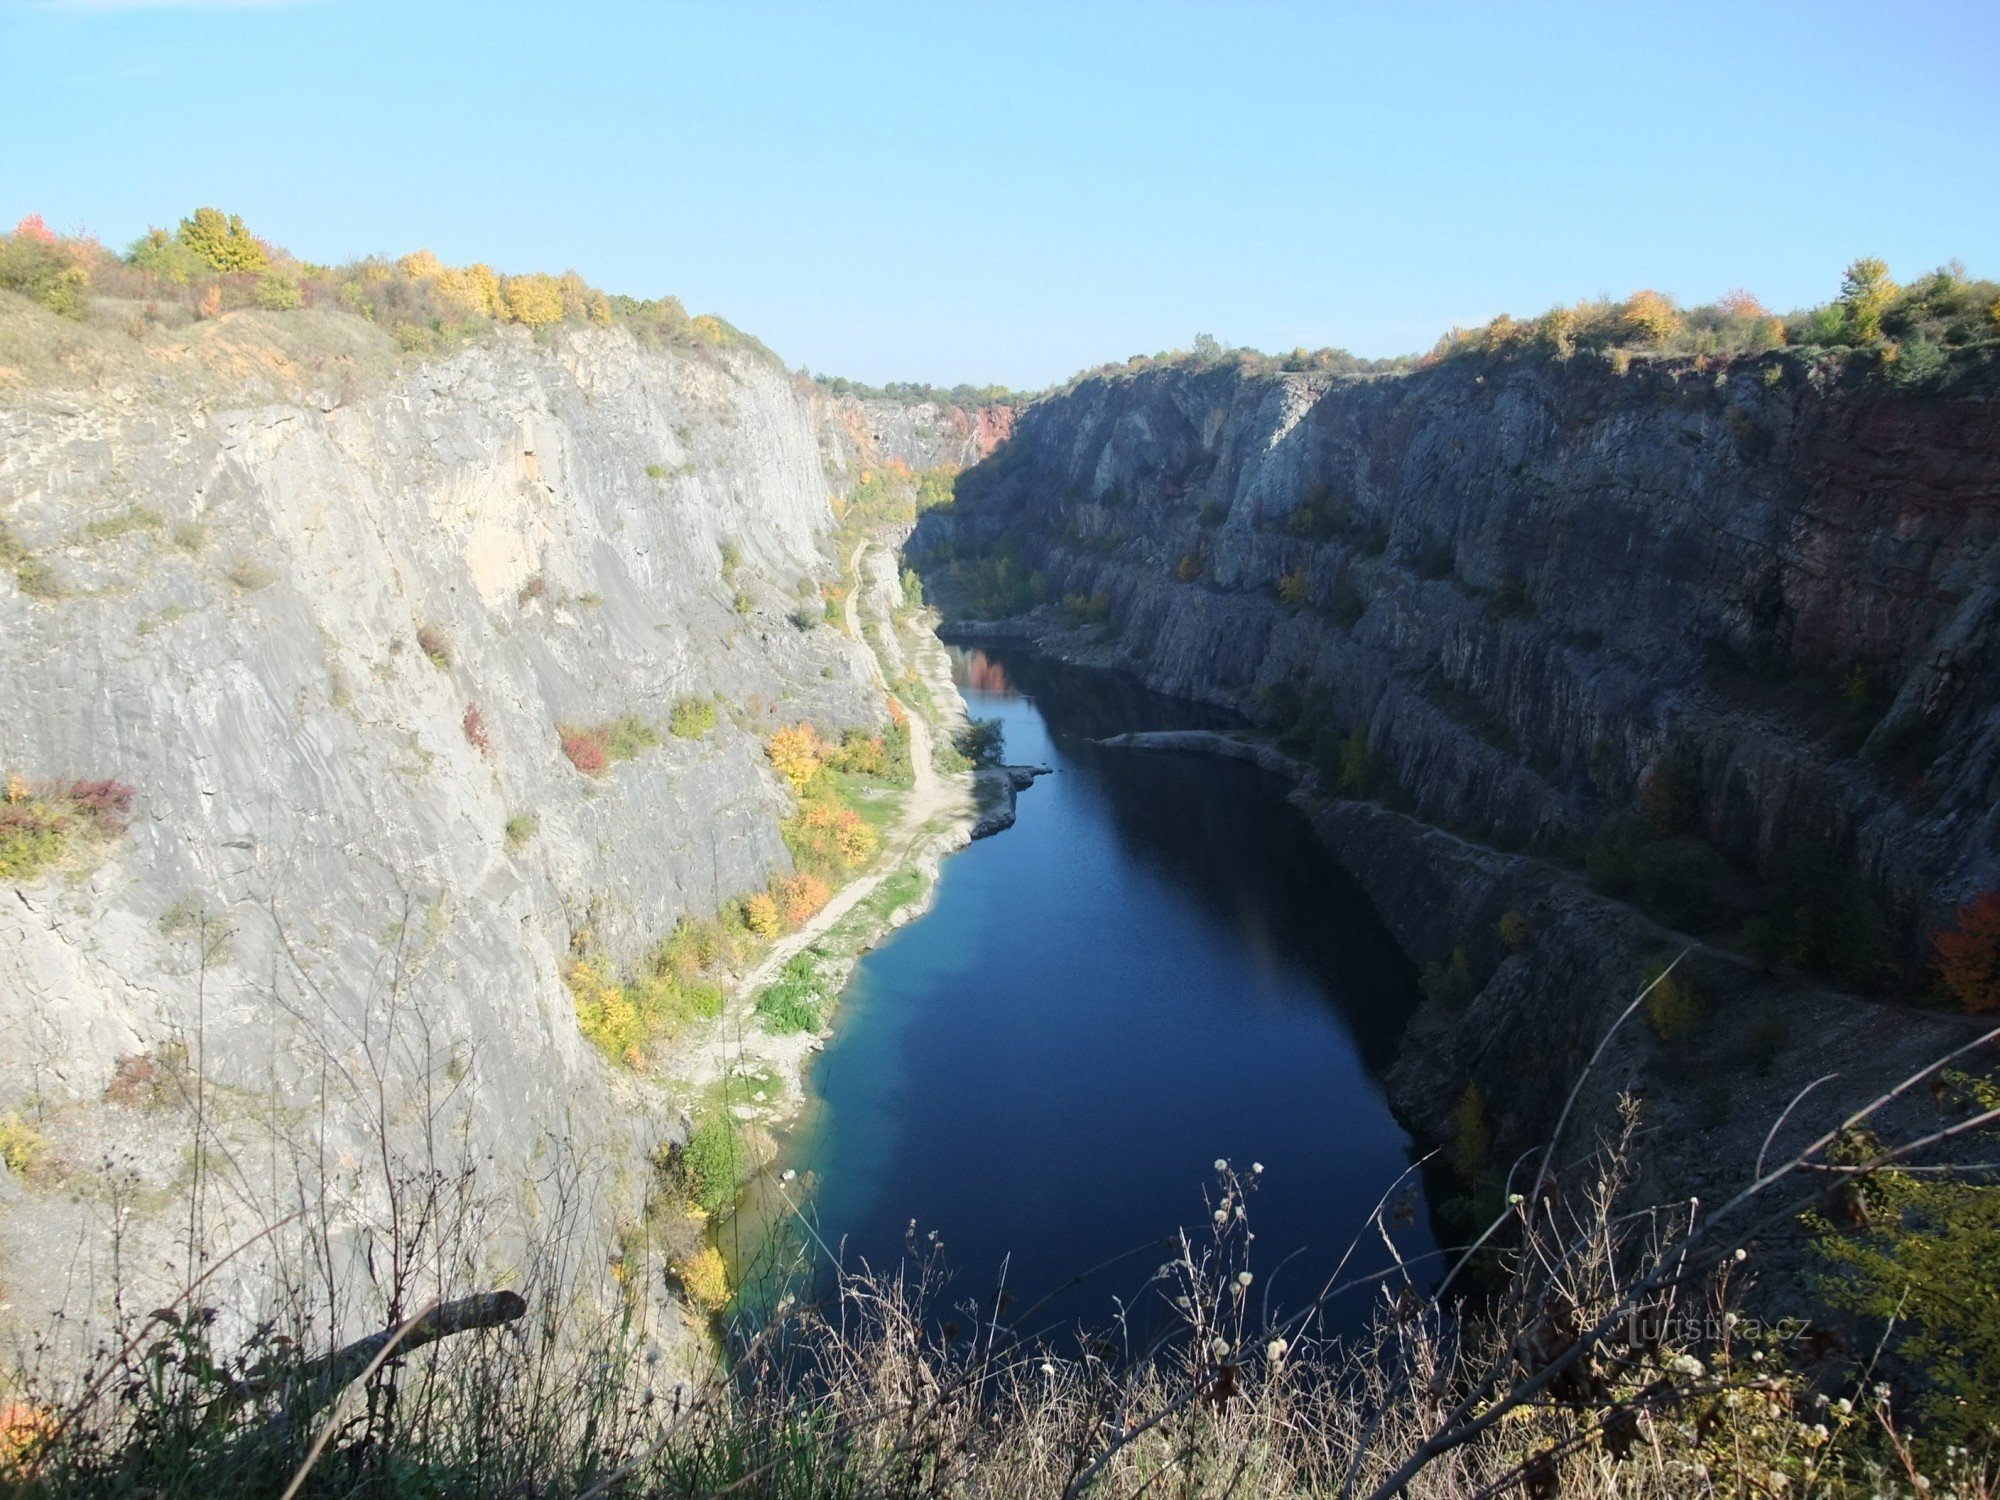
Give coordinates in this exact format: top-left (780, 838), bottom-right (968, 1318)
top-left (731, 645), bottom-right (1437, 1339)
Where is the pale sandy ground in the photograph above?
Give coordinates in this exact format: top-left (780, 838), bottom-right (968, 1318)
top-left (669, 538), bottom-right (974, 1116)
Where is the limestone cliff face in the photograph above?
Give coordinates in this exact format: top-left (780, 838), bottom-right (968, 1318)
top-left (816, 391), bottom-right (1016, 480)
top-left (919, 352), bottom-right (2000, 928)
top-left (918, 351), bottom-right (2000, 1180)
top-left (0, 307), bottom-right (888, 1335)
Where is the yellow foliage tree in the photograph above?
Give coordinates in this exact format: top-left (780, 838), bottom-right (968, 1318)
top-left (766, 724), bottom-right (824, 794)
top-left (1620, 289), bottom-right (1682, 345)
top-left (676, 1245), bottom-right (731, 1312)
top-left (743, 893), bottom-right (782, 939)
top-left (434, 262), bottom-right (505, 319)
top-left (559, 270), bottom-right (612, 326)
top-left (1838, 256), bottom-right (1898, 343)
top-left (504, 273), bottom-right (566, 328)
top-left (398, 249), bottom-right (444, 279)
top-left (1278, 570), bottom-right (1308, 607)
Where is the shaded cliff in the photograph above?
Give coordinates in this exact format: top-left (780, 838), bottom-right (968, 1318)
top-left (915, 349), bottom-right (2000, 1192)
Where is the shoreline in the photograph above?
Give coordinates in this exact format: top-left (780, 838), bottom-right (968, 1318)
top-left (668, 539), bottom-right (986, 1238)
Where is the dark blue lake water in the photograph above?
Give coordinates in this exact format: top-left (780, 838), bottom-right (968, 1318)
top-left (730, 646), bottom-right (1434, 1342)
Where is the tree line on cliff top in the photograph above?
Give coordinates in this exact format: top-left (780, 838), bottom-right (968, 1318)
top-left (0, 206), bottom-right (775, 362)
top-left (1065, 257), bottom-right (1998, 391)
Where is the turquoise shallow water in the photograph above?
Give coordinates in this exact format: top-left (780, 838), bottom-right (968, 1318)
top-left (730, 647), bottom-right (1435, 1341)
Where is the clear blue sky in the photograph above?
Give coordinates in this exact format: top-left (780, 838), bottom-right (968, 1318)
top-left (3, 0), bottom-right (1995, 389)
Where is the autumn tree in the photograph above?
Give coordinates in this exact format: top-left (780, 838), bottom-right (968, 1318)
top-left (436, 262), bottom-right (505, 319)
top-left (1934, 890), bottom-right (2000, 1013)
top-left (1620, 289), bottom-right (1682, 345)
top-left (504, 272), bottom-right (566, 328)
top-left (765, 724), bottom-right (825, 794)
top-left (1838, 256), bottom-right (1898, 342)
top-left (177, 207), bottom-right (269, 274)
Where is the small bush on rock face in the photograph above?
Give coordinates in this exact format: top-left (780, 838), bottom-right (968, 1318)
top-left (0, 1114), bottom-right (50, 1178)
top-left (559, 726), bottom-right (609, 776)
top-left (1449, 1083), bottom-right (1491, 1178)
top-left (416, 624), bottom-right (451, 668)
top-left (559, 717), bottom-right (658, 775)
top-left (669, 696), bottom-right (718, 739)
top-left (1933, 890), bottom-right (2000, 1013)
top-left (1644, 965), bottom-right (1704, 1044)
top-left (504, 812), bottom-right (538, 851)
top-left (0, 776), bottom-right (134, 880)
top-left (462, 704), bottom-right (490, 757)
top-left (1420, 947), bottom-right (1476, 1008)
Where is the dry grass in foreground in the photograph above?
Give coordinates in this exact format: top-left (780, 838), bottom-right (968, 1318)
top-left (2, 972), bottom-right (1996, 1498)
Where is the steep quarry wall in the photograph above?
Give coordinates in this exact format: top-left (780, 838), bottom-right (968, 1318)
top-left (815, 391), bottom-right (1016, 481)
top-left (0, 304), bottom-right (898, 1347)
top-left (917, 351), bottom-right (2000, 1196)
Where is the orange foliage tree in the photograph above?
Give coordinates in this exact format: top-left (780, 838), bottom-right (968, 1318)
top-left (1934, 891), bottom-right (2000, 1013)
top-left (773, 872), bottom-right (831, 926)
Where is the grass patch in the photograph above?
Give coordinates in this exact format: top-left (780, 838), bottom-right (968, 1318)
top-left (84, 507), bottom-right (164, 542)
top-left (755, 951), bottom-right (834, 1035)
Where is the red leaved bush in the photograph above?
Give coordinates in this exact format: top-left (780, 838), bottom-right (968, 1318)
top-left (65, 780), bottom-right (135, 831)
top-left (1934, 890), bottom-right (2000, 1014)
top-left (463, 704), bottom-right (491, 758)
top-left (559, 726), bottom-right (608, 777)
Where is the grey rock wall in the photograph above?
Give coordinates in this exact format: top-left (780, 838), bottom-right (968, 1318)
top-left (0, 314), bottom-right (890, 1346)
top-left (920, 351), bottom-right (2000, 1184)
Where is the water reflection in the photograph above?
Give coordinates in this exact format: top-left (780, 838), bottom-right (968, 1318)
top-left (733, 647), bottom-right (1432, 1340)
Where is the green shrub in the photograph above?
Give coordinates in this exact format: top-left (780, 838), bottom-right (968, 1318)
top-left (0, 234), bottom-right (88, 318)
top-left (177, 207), bottom-right (269, 274)
top-left (1632, 839), bottom-right (1728, 932)
top-left (955, 718), bottom-right (1004, 767)
top-left (84, 508), bottom-right (163, 541)
top-left (1062, 591), bottom-right (1110, 625)
top-left (669, 697), bottom-right (719, 739)
top-left (1449, 1083), bottom-right (1491, 1178)
top-left (504, 812), bottom-right (539, 852)
top-left (1420, 947), bottom-right (1477, 1008)
top-left (1486, 579), bottom-right (1535, 620)
top-left (416, 623), bottom-right (451, 667)
top-left (254, 272), bottom-right (303, 311)
top-left (1814, 1074), bottom-right (2000, 1463)
top-left (755, 954), bottom-right (830, 1035)
top-left (1643, 965), bottom-right (1703, 1044)
top-left (1, 777), bottom-right (135, 881)
top-left (676, 1115), bottom-right (748, 1216)
top-left (600, 715), bottom-right (661, 762)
